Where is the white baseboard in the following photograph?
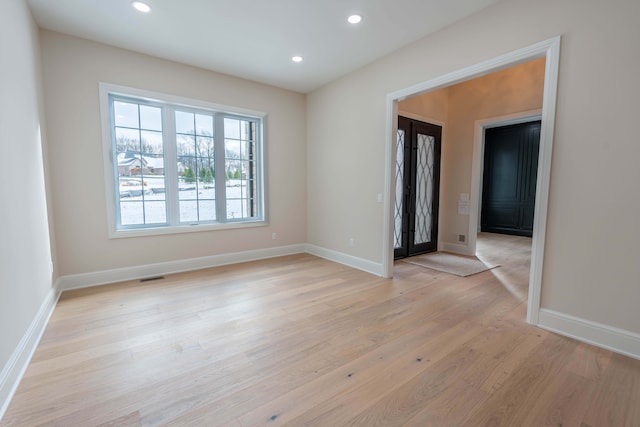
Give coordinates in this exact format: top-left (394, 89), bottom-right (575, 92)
top-left (57, 244), bottom-right (307, 291)
top-left (57, 243), bottom-right (385, 292)
top-left (538, 308), bottom-right (640, 360)
top-left (305, 244), bottom-right (384, 277)
top-left (439, 242), bottom-right (474, 256)
top-left (0, 285), bottom-right (60, 421)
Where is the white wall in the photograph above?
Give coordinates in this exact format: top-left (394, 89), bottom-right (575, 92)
top-left (307, 0), bottom-right (640, 334)
top-left (0, 0), bottom-right (54, 404)
top-left (40, 31), bottom-right (307, 277)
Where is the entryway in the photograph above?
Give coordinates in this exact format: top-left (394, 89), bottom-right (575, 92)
top-left (481, 120), bottom-right (541, 237)
top-left (384, 37), bottom-right (561, 325)
top-left (393, 116), bottom-right (442, 259)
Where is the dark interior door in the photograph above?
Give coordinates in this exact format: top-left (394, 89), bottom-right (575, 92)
top-left (481, 120), bottom-right (540, 237)
top-left (394, 117), bottom-right (442, 259)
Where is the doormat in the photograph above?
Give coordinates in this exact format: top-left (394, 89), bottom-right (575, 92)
top-left (400, 252), bottom-right (499, 277)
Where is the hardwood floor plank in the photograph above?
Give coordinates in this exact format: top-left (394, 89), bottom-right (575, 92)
top-left (281, 321), bottom-right (484, 426)
top-left (336, 345), bottom-right (488, 427)
top-left (582, 353), bottom-right (640, 427)
top-left (399, 378), bottom-right (489, 427)
top-left (2, 234), bottom-right (639, 427)
top-left (461, 334), bottom-right (577, 426)
top-left (515, 370), bottom-right (596, 427)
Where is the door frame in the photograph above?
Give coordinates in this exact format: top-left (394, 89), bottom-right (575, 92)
top-left (382, 36), bottom-right (561, 325)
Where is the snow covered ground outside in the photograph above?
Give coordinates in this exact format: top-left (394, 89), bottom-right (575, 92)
top-left (118, 176), bottom-right (252, 225)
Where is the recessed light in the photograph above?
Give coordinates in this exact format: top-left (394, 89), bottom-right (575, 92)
top-left (291, 56), bottom-right (303, 63)
top-left (132, 1), bottom-right (151, 13)
top-left (347, 14), bottom-right (362, 24)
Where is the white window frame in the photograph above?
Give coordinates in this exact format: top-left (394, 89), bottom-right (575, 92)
top-left (99, 82), bottom-right (267, 238)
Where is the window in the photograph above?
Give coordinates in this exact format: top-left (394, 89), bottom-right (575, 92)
top-left (99, 83), bottom-right (265, 237)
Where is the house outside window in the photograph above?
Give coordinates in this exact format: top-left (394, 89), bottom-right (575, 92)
top-left (99, 83), bottom-right (266, 237)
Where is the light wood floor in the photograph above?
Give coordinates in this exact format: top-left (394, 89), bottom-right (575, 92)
top-left (3, 233), bottom-right (640, 426)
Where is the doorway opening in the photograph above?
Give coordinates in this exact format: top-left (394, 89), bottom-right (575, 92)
top-left (383, 37), bottom-right (560, 325)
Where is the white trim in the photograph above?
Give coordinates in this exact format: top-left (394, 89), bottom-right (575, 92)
top-left (56, 243), bottom-right (384, 292)
top-left (382, 102), bottom-right (398, 279)
top-left (98, 82), bottom-right (268, 118)
top-left (0, 286), bottom-right (60, 421)
top-left (57, 244), bottom-right (306, 291)
top-left (538, 309), bottom-right (640, 360)
top-left (305, 244), bottom-right (384, 277)
top-left (527, 39), bottom-right (560, 324)
top-left (103, 220), bottom-right (269, 239)
top-left (439, 242), bottom-right (474, 256)
top-left (469, 109), bottom-right (542, 254)
top-left (383, 36), bottom-right (561, 328)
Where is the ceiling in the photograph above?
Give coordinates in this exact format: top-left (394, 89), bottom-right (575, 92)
top-left (27, 0), bottom-right (500, 93)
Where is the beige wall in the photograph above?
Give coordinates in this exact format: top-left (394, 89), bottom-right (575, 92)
top-left (0, 0), bottom-right (54, 388)
top-left (307, 0), bottom-right (640, 333)
top-left (40, 31), bottom-right (307, 276)
top-left (398, 87), bottom-right (449, 124)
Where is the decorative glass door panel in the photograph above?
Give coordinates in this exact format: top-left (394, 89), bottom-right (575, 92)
top-left (394, 117), bottom-right (441, 259)
top-left (414, 133), bottom-right (435, 245)
top-left (394, 129), bottom-right (405, 250)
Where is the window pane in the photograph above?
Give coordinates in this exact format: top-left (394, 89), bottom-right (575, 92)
top-left (141, 131), bottom-right (163, 155)
top-left (120, 201), bottom-right (144, 225)
top-left (114, 101), bottom-right (139, 128)
top-left (176, 111), bottom-right (195, 134)
top-left (224, 118), bottom-right (240, 139)
top-left (139, 105), bottom-right (162, 131)
top-left (226, 198), bottom-right (243, 220)
top-left (118, 176), bottom-right (142, 200)
top-left (240, 120), bottom-right (253, 141)
top-left (224, 118), bottom-right (257, 220)
top-left (176, 110), bottom-right (216, 224)
top-left (178, 162), bottom-right (197, 198)
top-left (198, 200), bottom-right (216, 221)
top-left (112, 98), bottom-right (168, 229)
top-left (142, 172), bottom-right (165, 191)
top-left (225, 140), bottom-right (240, 159)
top-left (177, 134), bottom-right (195, 156)
top-left (197, 136), bottom-right (214, 160)
top-left (115, 127), bottom-right (140, 152)
top-left (179, 200), bottom-right (198, 223)
top-left (144, 201), bottom-right (166, 224)
top-left (196, 114), bottom-right (213, 136)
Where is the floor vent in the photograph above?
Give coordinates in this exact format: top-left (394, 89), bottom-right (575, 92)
top-left (139, 276), bottom-right (165, 282)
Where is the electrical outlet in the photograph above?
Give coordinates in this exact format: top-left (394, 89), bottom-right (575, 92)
top-left (349, 238), bottom-right (355, 247)
top-left (271, 232), bottom-right (277, 240)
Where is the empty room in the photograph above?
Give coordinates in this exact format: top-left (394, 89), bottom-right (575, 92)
top-left (1, 0), bottom-right (639, 425)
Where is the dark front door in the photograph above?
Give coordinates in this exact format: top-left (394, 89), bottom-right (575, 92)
top-left (481, 120), bottom-right (540, 237)
top-left (394, 116), bottom-right (442, 259)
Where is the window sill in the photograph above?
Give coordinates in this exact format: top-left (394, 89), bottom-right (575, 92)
top-left (108, 219), bottom-right (267, 239)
